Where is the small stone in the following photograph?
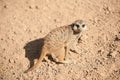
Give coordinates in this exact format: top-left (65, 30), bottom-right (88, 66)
top-left (35, 6), bottom-right (39, 9)
top-left (9, 59), bottom-right (15, 63)
top-left (3, 48), bottom-right (6, 51)
top-left (111, 51), bottom-right (117, 57)
top-left (29, 6), bottom-right (32, 9)
top-left (1, 38), bottom-right (3, 40)
top-left (3, 5), bottom-right (7, 8)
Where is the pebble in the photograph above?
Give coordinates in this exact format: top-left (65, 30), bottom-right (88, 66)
top-left (9, 59), bottom-right (15, 63)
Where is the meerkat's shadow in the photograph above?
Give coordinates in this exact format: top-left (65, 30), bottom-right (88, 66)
top-left (24, 38), bottom-right (45, 68)
top-left (24, 38), bottom-right (63, 70)
top-left (24, 37), bottom-right (82, 69)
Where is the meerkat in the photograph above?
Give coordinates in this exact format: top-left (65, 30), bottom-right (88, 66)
top-left (25, 20), bottom-right (87, 73)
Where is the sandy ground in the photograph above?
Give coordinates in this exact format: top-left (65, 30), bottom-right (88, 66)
top-left (0, 0), bottom-right (120, 80)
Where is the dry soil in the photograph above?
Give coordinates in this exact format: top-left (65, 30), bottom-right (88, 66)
top-left (0, 0), bottom-right (120, 80)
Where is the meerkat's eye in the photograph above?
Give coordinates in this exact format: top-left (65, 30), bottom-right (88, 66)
top-left (81, 24), bottom-right (85, 28)
top-left (75, 24), bottom-right (79, 28)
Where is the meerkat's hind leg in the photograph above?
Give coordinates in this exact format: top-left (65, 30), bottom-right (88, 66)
top-left (56, 47), bottom-right (70, 64)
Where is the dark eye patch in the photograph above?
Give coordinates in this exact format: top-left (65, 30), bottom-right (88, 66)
top-left (75, 24), bottom-right (79, 28)
top-left (82, 24), bottom-right (85, 28)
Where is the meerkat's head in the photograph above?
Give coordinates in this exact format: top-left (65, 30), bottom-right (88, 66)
top-left (71, 20), bottom-right (87, 34)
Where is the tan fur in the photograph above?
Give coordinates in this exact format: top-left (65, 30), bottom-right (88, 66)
top-left (25, 20), bottom-right (87, 73)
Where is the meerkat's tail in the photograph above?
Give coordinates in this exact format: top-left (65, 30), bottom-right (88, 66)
top-left (24, 47), bottom-right (47, 73)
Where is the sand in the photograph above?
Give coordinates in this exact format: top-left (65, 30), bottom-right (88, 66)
top-left (0, 0), bottom-right (120, 80)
